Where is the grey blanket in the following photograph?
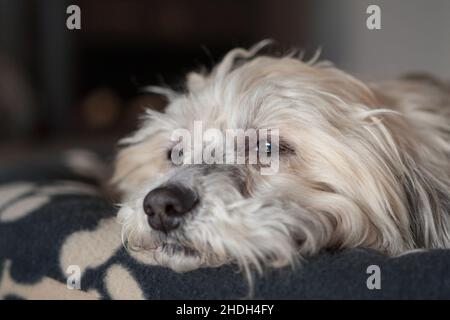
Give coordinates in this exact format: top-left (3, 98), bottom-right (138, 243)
top-left (0, 151), bottom-right (449, 299)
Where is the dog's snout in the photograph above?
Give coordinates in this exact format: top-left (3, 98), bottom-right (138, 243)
top-left (143, 185), bottom-right (198, 233)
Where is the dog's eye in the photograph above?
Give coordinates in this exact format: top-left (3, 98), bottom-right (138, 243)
top-left (255, 141), bottom-right (272, 155)
top-left (255, 139), bottom-right (294, 157)
top-left (167, 147), bottom-right (183, 162)
top-left (262, 142), bottom-right (272, 155)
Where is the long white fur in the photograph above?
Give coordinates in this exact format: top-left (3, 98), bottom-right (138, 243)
top-left (113, 43), bottom-right (450, 282)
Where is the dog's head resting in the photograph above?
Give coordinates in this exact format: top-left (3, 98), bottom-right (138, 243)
top-left (113, 43), bottom-right (450, 276)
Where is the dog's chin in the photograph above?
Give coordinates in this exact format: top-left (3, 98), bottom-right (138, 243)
top-left (127, 233), bottom-right (207, 272)
top-left (152, 244), bottom-right (204, 272)
top-left (160, 242), bottom-right (200, 257)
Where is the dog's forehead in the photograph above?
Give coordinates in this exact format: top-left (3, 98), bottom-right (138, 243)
top-left (169, 86), bottom-right (294, 131)
top-left (159, 54), bottom-right (380, 138)
top-left (164, 56), bottom-right (371, 132)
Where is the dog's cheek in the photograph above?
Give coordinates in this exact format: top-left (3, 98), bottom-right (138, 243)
top-left (111, 142), bottom-right (168, 196)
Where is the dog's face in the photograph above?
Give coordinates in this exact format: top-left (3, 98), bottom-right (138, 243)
top-left (113, 46), bottom-right (440, 273)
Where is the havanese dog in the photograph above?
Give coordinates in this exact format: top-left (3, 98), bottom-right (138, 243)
top-left (112, 41), bottom-right (450, 280)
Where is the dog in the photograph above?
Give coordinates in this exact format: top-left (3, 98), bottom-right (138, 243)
top-left (112, 42), bottom-right (450, 280)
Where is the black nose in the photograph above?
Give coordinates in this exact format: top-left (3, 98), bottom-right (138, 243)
top-left (143, 185), bottom-right (198, 233)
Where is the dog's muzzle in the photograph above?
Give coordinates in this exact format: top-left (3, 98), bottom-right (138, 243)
top-left (143, 184), bottom-right (198, 233)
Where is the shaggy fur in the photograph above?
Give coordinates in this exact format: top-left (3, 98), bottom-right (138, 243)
top-left (112, 42), bottom-right (450, 280)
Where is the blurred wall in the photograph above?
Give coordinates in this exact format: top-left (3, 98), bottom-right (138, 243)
top-left (310, 0), bottom-right (450, 80)
top-left (0, 0), bottom-right (449, 143)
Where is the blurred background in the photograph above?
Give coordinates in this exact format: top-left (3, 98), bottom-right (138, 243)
top-left (0, 0), bottom-right (449, 164)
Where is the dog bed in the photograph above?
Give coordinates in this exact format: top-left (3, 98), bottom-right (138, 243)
top-left (0, 150), bottom-right (450, 299)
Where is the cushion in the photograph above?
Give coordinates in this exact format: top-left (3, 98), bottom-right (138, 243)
top-left (1, 150), bottom-right (450, 299)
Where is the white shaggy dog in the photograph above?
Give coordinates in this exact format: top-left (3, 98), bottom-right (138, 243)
top-left (112, 42), bottom-right (450, 279)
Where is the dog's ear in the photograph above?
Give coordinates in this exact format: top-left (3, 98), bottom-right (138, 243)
top-left (186, 72), bottom-right (207, 92)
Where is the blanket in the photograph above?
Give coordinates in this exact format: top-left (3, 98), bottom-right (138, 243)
top-left (1, 150), bottom-right (450, 299)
